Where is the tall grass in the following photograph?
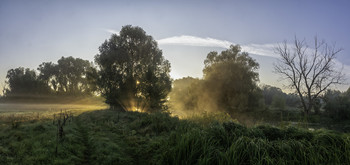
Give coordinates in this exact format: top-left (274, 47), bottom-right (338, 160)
top-left (158, 121), bottom-right (350, 165)
top-left (0, 109), bottom-right (349, 164)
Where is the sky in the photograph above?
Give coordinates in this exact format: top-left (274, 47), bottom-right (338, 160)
top-left (1, 0), bottom-right (350, 94)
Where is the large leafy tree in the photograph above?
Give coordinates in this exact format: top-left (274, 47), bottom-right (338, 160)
top-left (202, 45), bottom-right (261, 115)
top-left (95, 25), bottom-right (171, 112)
top-left (168, 45), bottom-right (261, 116)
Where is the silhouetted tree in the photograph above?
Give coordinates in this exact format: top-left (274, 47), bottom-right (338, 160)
top-left (37, 62), bottom-right (59, 91)
top-left (5, 67), bottom-right (50, 96)
top-left (95, 25), bottom-right (171, 112)
top-left (38, 56), bottom-right (96, 95)
top-left (274, 37), bottom-right (344, 115)
top-left (202, 45), bottom-right (262, 115)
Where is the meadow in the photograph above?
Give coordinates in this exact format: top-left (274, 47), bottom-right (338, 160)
top-left (0, 105), bottom-right (349, 165)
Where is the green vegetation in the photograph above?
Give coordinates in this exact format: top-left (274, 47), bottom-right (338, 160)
top-left (1, 25), bottom-right (350, 164)
top-left (94, 25), bottom-right (171, 112)
top-left (4, 57), bottom-right (96, 98)
top-left (1, 109), bottom-right (349, 164)
top-left (168, 45), bottom-right (262, 117)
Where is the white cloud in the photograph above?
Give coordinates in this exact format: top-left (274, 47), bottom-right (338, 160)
top-left (157, 35), bottom-right (232, 49)
top-left (241, 44), bottom-right (279, 58)
top-left (104, 29), bottom-right (119, 35)
top-left (157, 35), bottom-right (279, 58)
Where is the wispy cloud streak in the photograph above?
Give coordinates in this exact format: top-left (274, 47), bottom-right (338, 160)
top-left (157, 35), bottom-right (232, 49)
top-left (104, 29), bottom-right (120, 35)
top-left (241, 44), bottom-right (278, 58)
top-left (157, 35), bottom-right (279, 58)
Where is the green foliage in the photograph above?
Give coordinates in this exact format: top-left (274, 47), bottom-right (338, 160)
top-left (159, 119), bottom-right (350, 165)
top-left (5, 67), bottom-right (51, 96)
top-left (38, 56), bottom-right (96, 95)
top-left (168, 45), bottom-right (262, 117)
top-left (203, 45), bottom-right (262, 114)
top-left (95, 25), bottom-right (171, 112)
top-left (261, 84), bottom-right (299, 108)
top-left (272, 95), bottom-right (286, 110)
top-left (168, 77), bottom-right (202, 112)
top-left (2, 110), bottom-right (350, 164)
top-left (324, 89), bottom-right (350, 120)
top-left (3, 56), bottom-right (97, 102)
top-left (187, 111), bottom-right (235, 127)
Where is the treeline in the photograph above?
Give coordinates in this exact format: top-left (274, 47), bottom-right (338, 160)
top-left (1, 57), bottom-right (96, 102)
top-left (170, 77), bottom-right (350, 122)
top-left (1, 25), bottom-right (171, 112)
top-left (1, 25), bottom-right (349, 122)
top-left (260, 85), bottom-right (300, 110)
top-left (323, 89), bottom-right (350, 120)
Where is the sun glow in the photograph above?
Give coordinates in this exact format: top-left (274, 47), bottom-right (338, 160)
top-left (119, 98), bottom-right (146, 112)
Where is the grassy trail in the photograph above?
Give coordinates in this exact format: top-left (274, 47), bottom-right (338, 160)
top-left (72, 119), bottom-right (93, 164)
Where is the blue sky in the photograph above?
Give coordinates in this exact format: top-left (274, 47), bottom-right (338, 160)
top-left (1, 0), bottom-right (350, 93)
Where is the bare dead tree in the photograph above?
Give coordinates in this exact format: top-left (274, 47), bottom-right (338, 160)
top-left (274, 37), bottom-right (345, 115)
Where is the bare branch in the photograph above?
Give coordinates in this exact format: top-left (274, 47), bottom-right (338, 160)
top-left (274, 36), bottom-right (344, 115)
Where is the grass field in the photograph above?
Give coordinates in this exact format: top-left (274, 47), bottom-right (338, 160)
top-left (0, 105), bottom-right (349, 165)
top-left (0, 102), bottom-right (107, 124)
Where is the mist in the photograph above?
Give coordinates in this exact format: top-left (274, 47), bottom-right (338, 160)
top-left (166, 45), bottom-right (264, 125)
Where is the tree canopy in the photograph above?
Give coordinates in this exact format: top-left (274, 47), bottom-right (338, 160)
top-left (94, 25), bottom-right (171, 112)
top-left (4, 56), bottom-right (96, 99)
top-left (168, 45), bottom-right (262, 117)
top-left (37, 56), bottom-right (96, 95)
top-left (203, 45), bottom-right (262, 114)
top-left (5, 67), bottom-right (50, 96)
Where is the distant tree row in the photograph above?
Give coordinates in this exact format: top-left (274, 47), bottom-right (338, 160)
top-left (4, 56), bottom-right (95, 98)
top-left (323, 88), bottom-right (350, 120)
top-left (260, 85), bottom-right (299, 110)
top-left (5, 67), bottom-right (50, 96)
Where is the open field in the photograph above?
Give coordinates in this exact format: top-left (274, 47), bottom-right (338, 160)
top-left (0, 103), bottom-right (108, 113)
top-left (0, 108), bottom-right (349, 164)
top-left (0, 103), bottom-right (108, 126)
